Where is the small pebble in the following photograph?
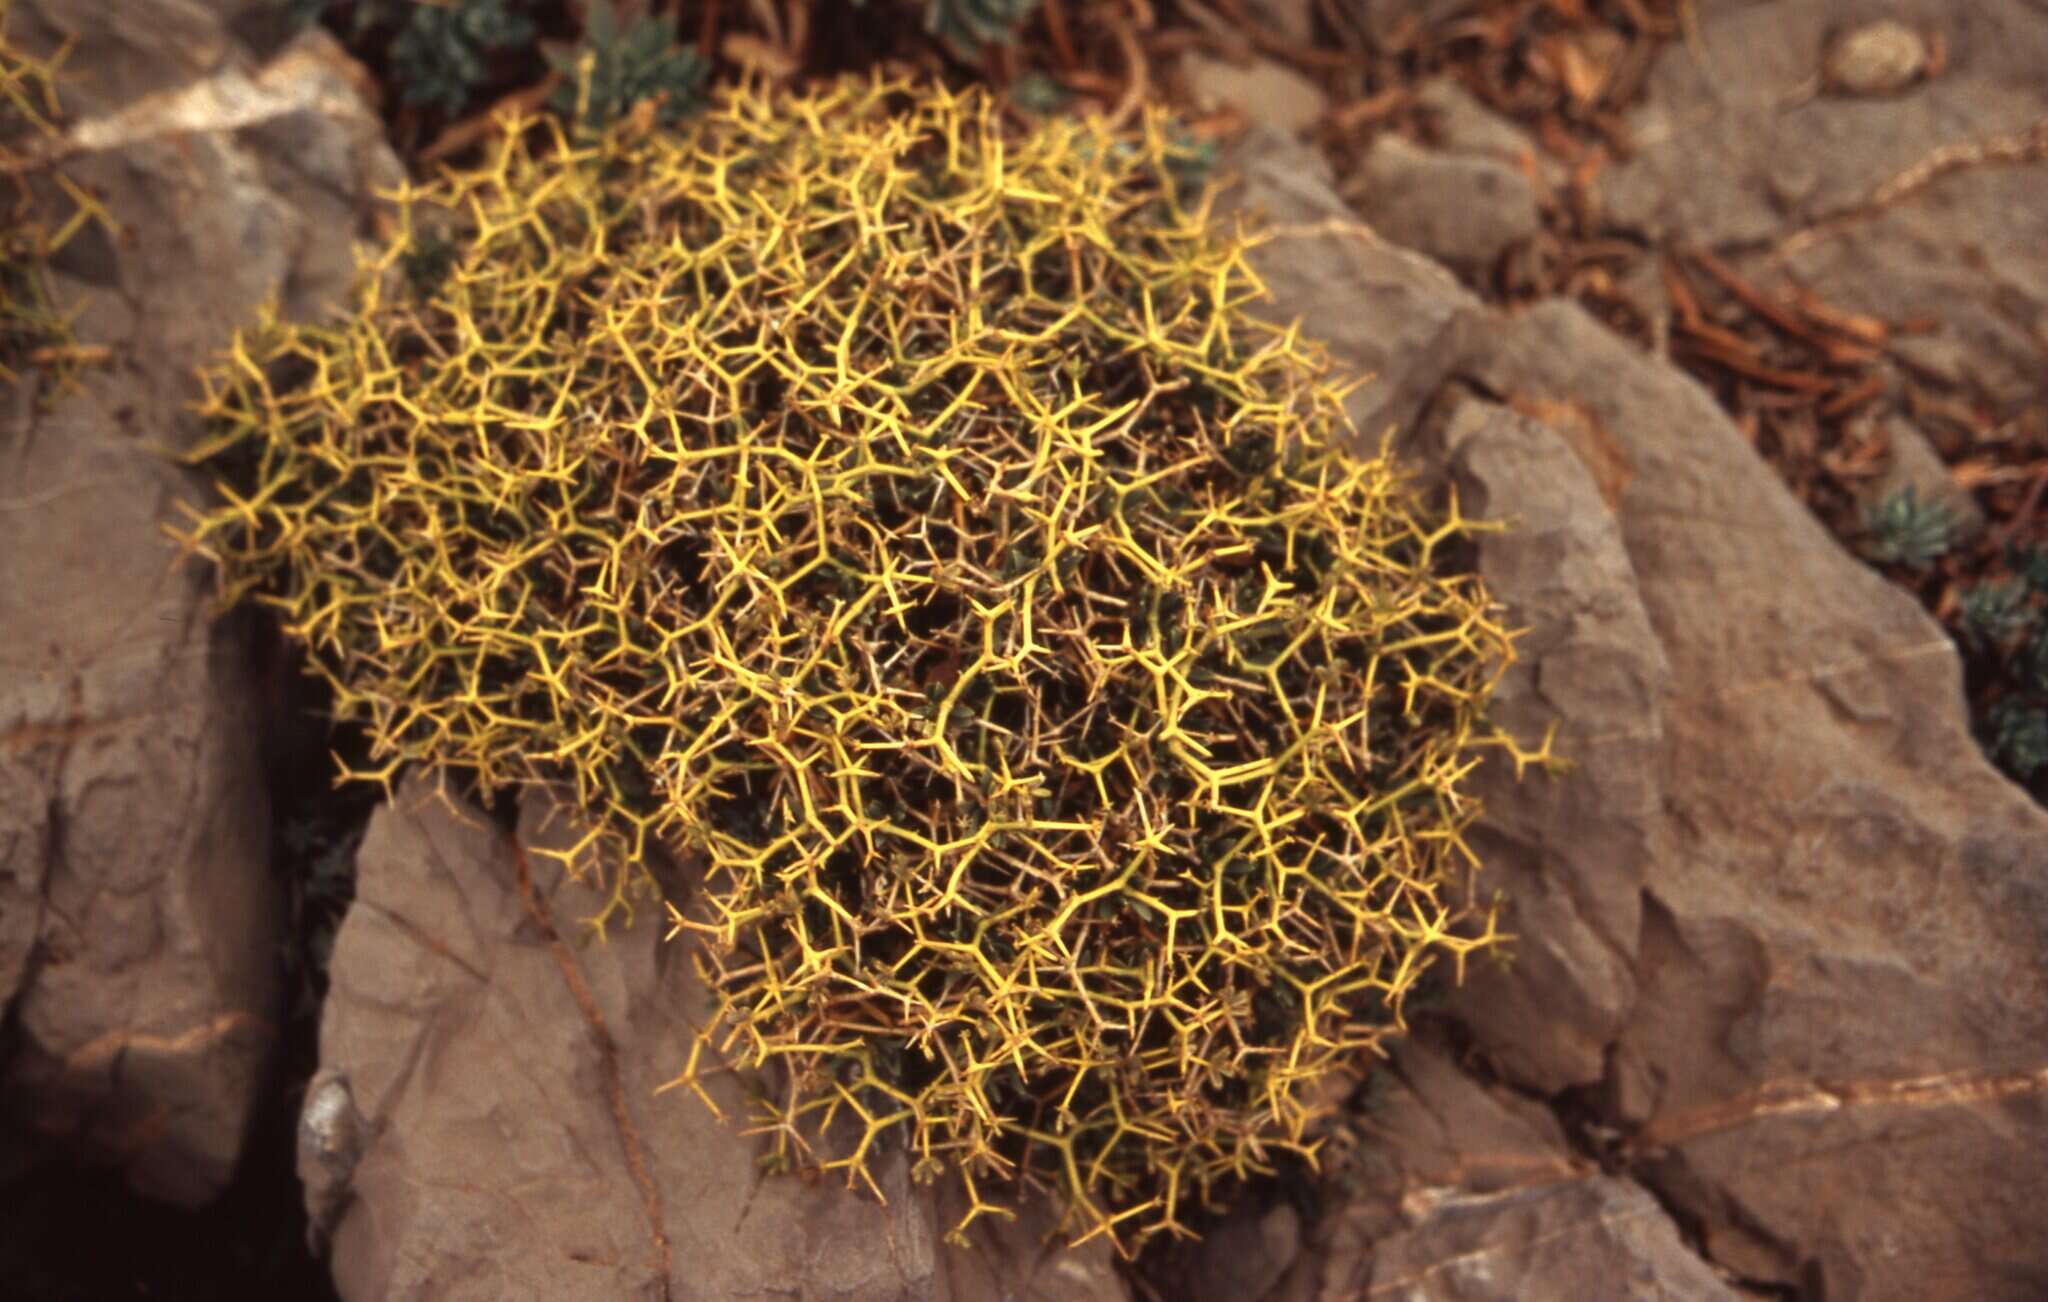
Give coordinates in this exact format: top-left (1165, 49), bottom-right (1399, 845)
top-left (1824, 20), bottom-right (1929, 96)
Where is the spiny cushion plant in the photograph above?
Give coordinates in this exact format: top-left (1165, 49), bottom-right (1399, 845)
top-left (1, 0), bottom-right (96, 398)
top-left (170, 74), bottom-right (1557, 1255)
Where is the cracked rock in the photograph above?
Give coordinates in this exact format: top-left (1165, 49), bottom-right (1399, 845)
top-left (1219, 129), bottom-right (2048, 1302)
top-left (1343, 133), bottom-right (1542, 280)
top-left (1598, 0), bottom-right (2048, 419)
top-left (1361, 1176), bottom-right (1749, 1302)
top-left (1183, 53), bottom-right (1329, 136)
top-left (0, 1), bottom-right (397, 1208)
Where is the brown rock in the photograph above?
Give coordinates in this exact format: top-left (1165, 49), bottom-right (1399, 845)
top-left (1220, 129), bottom-right (1486, 443)
top-left (1359, 1176), bottom-right (1749, 1302)
top-left (1164, 1201), bottom-right (1303, 1302)
top-left (1770, 158), bottom-right (2048, 410)
top-left (1600, 3), bottom-right (2041, 242)
top-left (1459, 299), bottom-right (2048, 1300)
top-left (1226, 130), bottom-right (2048, 1302)
top-left (1343, 134), bottom-right (1542, 279)
top-left (1229, 142), bottom-right (1669, 1098)
top-left (1276, 1028), bottom-right (1657, 1302)
top-left (935, 1176), bottom-right (1130, 1302)
top-left (1598, 1), bottom-right (2046, 412)
top-left (1183, 54), bottom-right (1328, 136)
top-left (1429, 396), bottom-right (1670, 1095)
top-left (0, 6), bottom-right (398, 1207)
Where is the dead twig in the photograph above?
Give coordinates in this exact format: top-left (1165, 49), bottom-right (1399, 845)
top-left (1103, 9), bottom-right (1148, 133)
top-left (419, 74), bottom-right (563, 165)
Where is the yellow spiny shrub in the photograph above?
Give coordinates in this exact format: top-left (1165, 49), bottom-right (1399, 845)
top-left (1, 0), bottom-right (103, 398)
top-left (170, 74), bottom-right (1558, 1256)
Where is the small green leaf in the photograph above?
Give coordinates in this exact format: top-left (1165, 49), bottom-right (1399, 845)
top-left (391, 0), bottom-right (535, 115)
top-left (2022, 628), bottom-right (2048, 694)
top-left (1858, 485), bottom-right (1955, 570)
top-left (926, 0), bottom-right (1041, 58)
top-left (549, 0), bottom-right (710, 132)
top-left (1957, 578), bottom-right (2034, 652)
top-left (1984, 698), bottom-right (2048, 781)
top-left (2011, 543), bottom-right (2048, 596)
top-left (1009, 72), bottom-right (1070, 116)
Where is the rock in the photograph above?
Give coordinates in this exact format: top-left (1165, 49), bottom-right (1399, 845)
top-left (1427, 395), bottom-right (1670, 1094)
top-left (1601, 2), bottom-right (2043, 244)
top-left (0, 4), bottom-right (398, 1207)
top-left (1227, 130), bottom-right (2048, 1302)
top-left (1410, 79), bottom-right (1573, 201)
top-left (1460, 300), bottom-right (2048, 1300)
top-left (1850, 413), bottom-right (1985, 541)
top-left (1412, 79), bottom-right (1538, 164)
top-left (1359, 1177), bottom-right (1749, 1302)
top-left (1824, 19), bottom-right (1930, 96)
top-left (1220, 128), bottom-right (1488, 444)
top-left (1182, 54), bottom-right (1328, 136)
top-left (1597, 0), bottom-right (2047, 415)
top-left (1154, 1198), bottom-right (1304, 1302)
top-left (315, 772), bottom-right (1058, 1301)
top-left (1770, 157), bottom-right (2048, 411)
top-left (1342, 134), bottom-right (1542, 279)
top-left (1232, 149), bottom-right (1669, 1098)
top-left (1272, 1028), bottom-right (1667, 1302)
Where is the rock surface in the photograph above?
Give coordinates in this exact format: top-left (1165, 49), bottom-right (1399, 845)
top-left (0, 1), bottom-right (400, 1206)
top-left (1357, 1176), bottom-right (1748, 1302)
top-left (1210, 128), bottom-right (2048, 1302)
top-left (1182, 53), bottom-right (1329, 135)
top-left (1598, 0), bottom-right (2048, 417)
top-left (1343, 133), bottom-right (1542, 279)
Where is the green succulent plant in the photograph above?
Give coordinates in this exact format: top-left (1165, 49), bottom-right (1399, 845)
top-left (1958, 577), bottom-right (2034, 653)
top-left (548, 0), bottom-right (709, 131)
top-left (1984, 698), bottom-right (2048, 782)
top-left (1007, 70), bottom-right (1071, 115)
top-left (1, 0), bottom-right (99, 402)
top-left (1859, 484), bottom-right (1956, 570)
top-left (391, 0), bottom-right (534, 114)
top-left (2012, 542), bottom-right (2048, 596)
top-left (851, 0), bottom-right (1042, 58)
top-left (170, 76), bottom-right (1557, 1258)
top-left (1944, 543), bottom-right (2048, 789)
top-left (926, 0), bottom-right (1041, 56)
top-left (287, 0), bottom-right (537, 115)
top-left (2020, 627), bottom-right (2048, 696)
